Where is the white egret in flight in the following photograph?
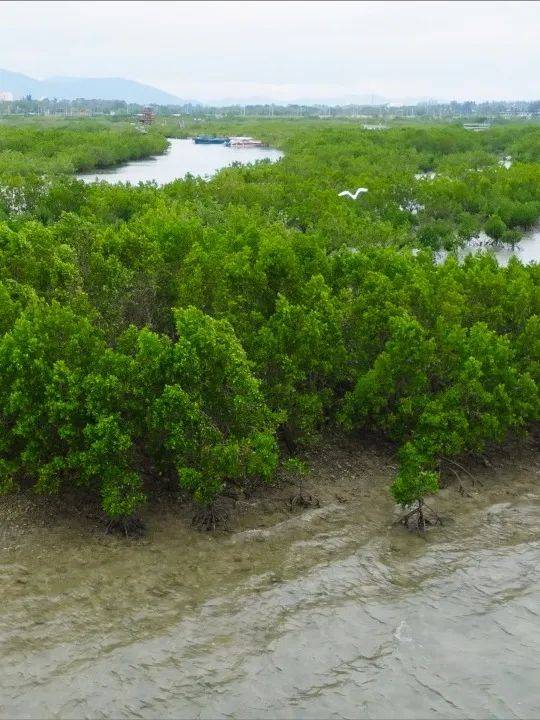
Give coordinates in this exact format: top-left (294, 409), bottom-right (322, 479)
top-left (338, 187), bottom-right (368, 200)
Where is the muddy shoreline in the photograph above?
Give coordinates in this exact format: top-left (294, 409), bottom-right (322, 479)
top-left (2, 431), bottom-right (539, 719)
top-left (2, 430), bottom-right (538, 543)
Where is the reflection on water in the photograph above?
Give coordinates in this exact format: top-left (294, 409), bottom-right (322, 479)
top-left (414, 171), bottom-right (437, 180)
top-left (77, 138), bottom-right (283, 185)
top-left (1, 453), bottom-right (539, 719)
top-left (437, 228), bottom-right (540, 266)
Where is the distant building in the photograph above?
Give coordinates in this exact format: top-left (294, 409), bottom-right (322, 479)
top-left (463, 122), bottom-right (491, 131)
top-left (0, 90), bottom-right (14, 101)
top-left (140, 107), bottom-right (155, 125)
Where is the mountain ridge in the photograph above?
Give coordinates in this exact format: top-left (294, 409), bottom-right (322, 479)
top-left (0, 68), bottom-right (438, 107)
top-left (0, 68), bottom-right (188, 105)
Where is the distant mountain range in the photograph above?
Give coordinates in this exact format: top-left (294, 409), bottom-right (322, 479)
top-left (0, 68), bottom-right (437, 107)
top-left (0, 68), bottom-right (188, 105)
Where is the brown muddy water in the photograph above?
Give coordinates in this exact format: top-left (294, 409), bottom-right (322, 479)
top-left (1, 438), bottom-right (539, 719)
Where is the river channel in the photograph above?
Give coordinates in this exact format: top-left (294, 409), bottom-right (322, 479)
top-left (77, 138), bottom-right (283, 185)
top-left (76, 141), bottom-right (540, 266)
top-left (1, 437), bottom-right (539, 719)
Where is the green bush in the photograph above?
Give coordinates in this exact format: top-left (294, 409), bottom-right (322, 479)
top-left (485, 214), bottom-right (507, 241)
top-left (0, 119), bottom-right (538, 523)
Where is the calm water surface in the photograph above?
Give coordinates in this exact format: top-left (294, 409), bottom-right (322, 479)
top-left (77, 138), bottom-right (283, 185)
top-left (414, 159), bottom-right (540, 265)
top-left (437, 229), bottom-right (540, 266)
top-left (1, 460), bottom-right (539, 719)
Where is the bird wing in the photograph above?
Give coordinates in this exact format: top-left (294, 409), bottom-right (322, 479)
top-left (338, 188), bottom-right (367, 200)
top-left (339, 188), bottom-right (368, 199)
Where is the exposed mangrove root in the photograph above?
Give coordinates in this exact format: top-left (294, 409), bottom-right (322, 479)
top-left (278, 425), bottom-right (297, 456)
top-left (192, 504), bottom-right (228, 532)
top-left (105, 516), bottom-right (146, 539)
top-left (448, 467), bottom-right (473, 497)
top-left (289, 492), bottom-right (320, 510)
top-left (400, 499), bottom-right (441, 533)
top-left (441, 456), bottom-right (483, 487)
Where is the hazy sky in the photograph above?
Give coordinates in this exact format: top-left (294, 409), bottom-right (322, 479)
top-left (1, 0), bottom-right (538, 102)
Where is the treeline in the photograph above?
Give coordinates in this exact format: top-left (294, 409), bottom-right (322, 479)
top-left (0, 119), bottom-right (538, 524)
top-left (3, 95), bottom-right (540, 121)
top-left (0, 120), bottom-right (167, 175)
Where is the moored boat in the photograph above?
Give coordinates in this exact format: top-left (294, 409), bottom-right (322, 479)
top-left (228, 136), bottom-right (265, 148)
top-left (193, 135), bottom-right (230, 145)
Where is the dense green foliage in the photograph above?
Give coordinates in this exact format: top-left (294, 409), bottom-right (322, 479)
top-left (0, 119), bottom-right (538, 520)
top-left (163, 119), bottom-right (540, 248)
top-left (0, 119), bottom-right (167, 175)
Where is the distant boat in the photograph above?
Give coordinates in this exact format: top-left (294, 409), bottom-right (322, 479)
top-left (228, 136), bottom-right (265, 148)
top-left (193, 135), bottom-right (230, 145)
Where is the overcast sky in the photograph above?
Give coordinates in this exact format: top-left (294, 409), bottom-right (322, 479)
top-left (1, 0), bottom-right (538, 102)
